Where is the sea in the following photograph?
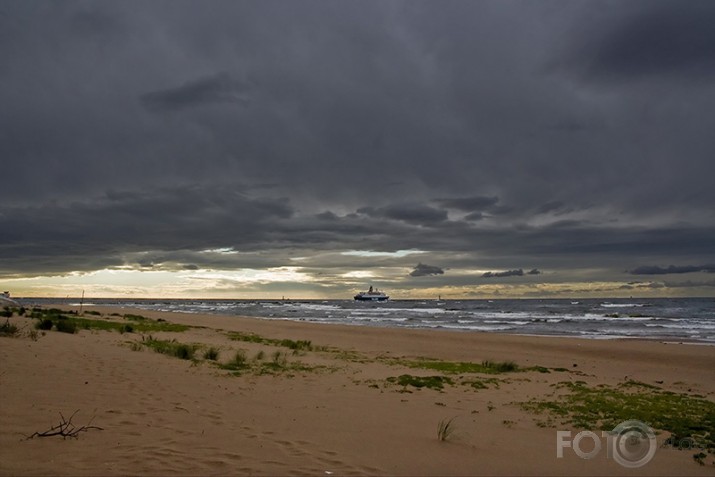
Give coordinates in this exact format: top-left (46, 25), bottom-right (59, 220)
top-left (21, 297), bottom-right (715, 344)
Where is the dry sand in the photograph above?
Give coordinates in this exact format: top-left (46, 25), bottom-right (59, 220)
top-left (1, 306), bottom-right (714, 476)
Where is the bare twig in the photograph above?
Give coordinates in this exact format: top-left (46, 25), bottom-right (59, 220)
top-left (26, 410), bottom-right (103, 439)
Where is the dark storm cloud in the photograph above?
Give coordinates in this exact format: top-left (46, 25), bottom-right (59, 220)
top-left (409, 263), bottom-right (444, 277)
top-left (562, 1), bottom-right (715, 82)
top-left (478, 268), bottom-right (537, 279)
top-left (0, 185), bottom-right (296, 275)
top-left (664, 279), bottom-right (715, 288)
top-left (629, 264), bottom-right (715, 275)
top-left (140, 72), bottom-right (252, 112)
top-left (482, 269), bottom-right (524, 278)
top-left (1, 1), bottom-right (714, 296)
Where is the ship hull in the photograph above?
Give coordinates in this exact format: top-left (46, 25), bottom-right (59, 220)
top-left (354, 294), bottom-right (389, 301)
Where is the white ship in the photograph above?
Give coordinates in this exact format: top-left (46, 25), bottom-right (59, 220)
top-left (0, 291), bottom-right (19, 307)
top-left (354, 286), bottom-right (389, 301)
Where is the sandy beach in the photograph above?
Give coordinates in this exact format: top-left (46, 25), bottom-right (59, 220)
top-left (1, 306), bottom-right (713, 476)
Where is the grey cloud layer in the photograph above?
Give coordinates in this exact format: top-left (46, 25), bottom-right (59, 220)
top-left (482, 269), bottom-right (541, 278)
top-left (410, 263), bottom-right (445, 277)
top-left (1, 1), bottom-right (714, 293)
top-left (629, 265), bottom-right (715, 275)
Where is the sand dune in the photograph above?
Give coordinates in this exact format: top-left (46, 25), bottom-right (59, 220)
top-left (1, 306), bottom-right (713, 475)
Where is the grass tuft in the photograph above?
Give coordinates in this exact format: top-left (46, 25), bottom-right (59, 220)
top-left (480, 360), bottom-right (518, 373)
top-left (219, 350), bottom-right (250, 372)
top-left (437, 417), bottom-right (458, 442)
top-left (55, 319), bottom-right (77, 334)
top-left (387, 374), bottom-right (453, 391)
top-left (142, 336), bottom-right (197, 360)
top-left (0, 319), bottom-right (18, 337)
top-left (203, 347), bottom-right (220, 361)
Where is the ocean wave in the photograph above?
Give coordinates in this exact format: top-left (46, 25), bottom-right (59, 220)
top-left (22, 297), bottom-right (715, 343)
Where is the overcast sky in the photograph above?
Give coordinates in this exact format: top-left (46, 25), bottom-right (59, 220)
top-left (1, 0), bottom-right (714, 298)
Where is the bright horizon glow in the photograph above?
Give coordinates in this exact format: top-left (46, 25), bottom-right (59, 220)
top-left (0, 267), bottom-right (709, 299)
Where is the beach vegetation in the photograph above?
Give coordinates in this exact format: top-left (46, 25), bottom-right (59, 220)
top-left (231, 349), bottom-right (248, 367)
top-left (84, 310), bottom-right (102, 316)
top-left (480, 360), bottom-right (519, 373)
top-left (228, 331), bottom-right (314, 352)
top-left (461, 377), bottom-right (500, 390)
top-left (36, 319), bottom-right (54, 330)
top-left (123, 313), bottom-right (147, 322)
top-left (257, 359), bottom-right (330, 376)
top-left (174, 343), bottom-right (194, 360)
top-left (228, 331), bottom-right (269, 344)
top-left (619, 379), bottom-right (660, 391)
top-left (210, 347), bottom-right (331, 376)
top-left (203, 347), bottom-right (220, 361)
top-left (55, 319), bottom-right (77, 334)
top-left (141, 336), bottom-right (197, 360)
top-left (332, 349), bottom-right (369, 363)
top-left (1, 306), bottom-right (25, 317)
top-left (219, 350), bottom-right (250, 372)
top-left (437, 417), bottom-right (458, 442)
top-left (520, 380), bottom-right (715, 452)
top-left (390, 357), bottom-right (520, 375)
top-left (387, 374), bottom-right (453, 391)
top-left (280, 339), bottom-right (313, 352)
top-left (272, 350), bottom-right (288, 366)
top-left (0, 319), bottom-right (18, 336)
top-left (28, 307), bottom-right (188, 334)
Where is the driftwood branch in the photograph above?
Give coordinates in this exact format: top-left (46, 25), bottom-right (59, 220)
top-left (26, 410), bottom-right (103, 439)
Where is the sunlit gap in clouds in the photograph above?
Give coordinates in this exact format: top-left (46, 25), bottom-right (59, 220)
top-left (199, 247), bottom-right (239, 254)
top-left (340, 249), bottom-right (428, 258)
top-left (0, 267), bottom-right (317, 299)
